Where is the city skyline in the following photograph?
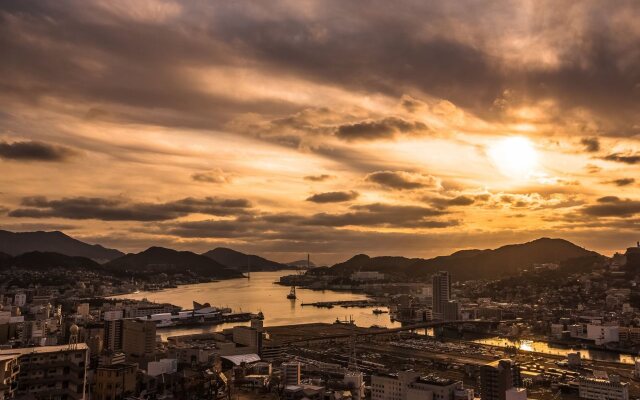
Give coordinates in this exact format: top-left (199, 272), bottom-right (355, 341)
top-left (1, 1), bottom-right (640, 264)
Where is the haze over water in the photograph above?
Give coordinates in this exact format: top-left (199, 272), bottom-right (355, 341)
top-left (111, 271), bottom-right (401, 338)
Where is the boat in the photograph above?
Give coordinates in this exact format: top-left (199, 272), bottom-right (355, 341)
top-left (372, 308), bottom-right (388, 314)
top-left (334, 316), bottom-right (356, 325)
top-left (287, 286), bottom-right (297, 300)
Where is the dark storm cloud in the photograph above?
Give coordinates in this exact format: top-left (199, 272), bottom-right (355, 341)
top-left (580, 137), bottom-right (600, 152)
top-left (607, 178), bottom-right (635, 187)
top-left (365, 171), bottom-right (436, 190)
top-left (207, 1), bottom-right (640, 135)
top-left (304, 174), bottom-right (333, 182)
top-left (1, 0), bottom-right (639, 139)
top-left (603, 153), bottom-right (640, 165)
top-left (335, 118), bottom-right (428, 141)
top-left (581, 196), bottom-right (640, 217)
top-left (0, 140), bottom-right (76, 161)
top-left (306, 191), bottom-right (359, 203)
top-left (9, 196), bottom-right (252, 221)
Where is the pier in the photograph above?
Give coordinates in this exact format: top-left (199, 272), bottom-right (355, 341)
top-left (299, 300), bottom-right (385, 308)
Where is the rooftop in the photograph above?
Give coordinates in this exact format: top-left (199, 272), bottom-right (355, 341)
top-left (0, 343), bottom-right (88, 357)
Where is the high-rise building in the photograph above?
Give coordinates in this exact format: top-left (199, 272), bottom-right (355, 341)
top-left (281, 362), bottom-right (301, 386)
top-left (0, 344), bottom-right (89, 399)
top-left (104, 319), bottom-right (123, 352)
top-left (480, 359), bottom-right (521, 400)
top-left (122, 319), bottom-right (156, 359)
top-left (432, 271), bottom-right (451, 319)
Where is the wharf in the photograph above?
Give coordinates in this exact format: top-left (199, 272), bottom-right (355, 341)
top-left (299, 300), bottom-right (384, 308)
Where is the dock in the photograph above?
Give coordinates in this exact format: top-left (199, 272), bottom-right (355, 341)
top-left (299, 300), bottom-right (385, 308)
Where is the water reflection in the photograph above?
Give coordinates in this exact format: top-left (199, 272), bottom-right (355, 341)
top-left (474, 337), bottom-right (636, 365)
top-left (110, 271), bottom-right (401, 339)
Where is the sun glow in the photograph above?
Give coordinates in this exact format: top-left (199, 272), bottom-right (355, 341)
top-left (488, 136), bottom-right (538, 180)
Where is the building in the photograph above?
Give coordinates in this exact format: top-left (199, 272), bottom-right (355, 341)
top-left (343, 371), bottom-right (365, 400)
top-left (586, 324), bottom-right (619, 345)
top-left (122, 319), bottom-right (156, 359)
top-left (104, 319), bottom-right (124, 352)
top-left (480, 360), bottom-right (521, 400)
top-left (443, 301), bottom-right (460, 321)
top-left (504, 388), bottom-right (527, 400)
top-left (13, 294), bottom-right (26, 308)
top-left (432, 272), bottom-right (451, 320)
top-left (371, 371), bottom-right (464, 400)
top-left (281, 362), bottom-right (301, 386)
top-left (232, 322), bottom-right (263, 354)
top-left (578, 376), bottom-right (629, 400)
top-left (93, 362), bottom-right (138, 400)
top-left (76, 303), bottom-right (90, 318)
top-left (0, 354), bottom-right (19, 400)
top-left (0, 343), bottom-right (89, 400)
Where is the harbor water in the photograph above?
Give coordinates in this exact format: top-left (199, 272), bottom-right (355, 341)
top-left (110, 270), bottom-right (401, 339)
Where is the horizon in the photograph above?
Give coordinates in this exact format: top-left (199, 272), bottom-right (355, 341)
top-left (1, 229), bottom-right (627, 264)
top-left (1, 1), bottom-right (639, 264)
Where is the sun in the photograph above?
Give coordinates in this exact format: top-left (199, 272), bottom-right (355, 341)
top-left (488, 136), bottom-right (538, 180)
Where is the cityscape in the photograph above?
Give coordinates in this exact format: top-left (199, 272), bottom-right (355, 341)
top-left (1, 1), bottom-right (640, 400)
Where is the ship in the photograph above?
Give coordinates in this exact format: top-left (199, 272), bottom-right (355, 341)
top-left (334, 316), bottom-right (356, 325)
top-left (287, 286), bottom-right (297, 300)
top-left (372, 308), bottom-right (388, 314)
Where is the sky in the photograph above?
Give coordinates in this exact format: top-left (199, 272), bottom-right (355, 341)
top-left (1, 0), bottom-right (639, 264)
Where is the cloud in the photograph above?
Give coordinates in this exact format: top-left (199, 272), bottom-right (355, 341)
top-left (580, 137), bottom-right (600, 152)
top-left (335, 117), bottom-right (428, 141)
top-left (192, 169), bottom-right (230, 184)
top-left (429, 195), bottom-right (476, 209)
top-left (306, 191), bottom-right (359, 203)
top-left (9, 196), bottom-right (252, 221)
top-left (603, 152), bottom-right (640, 164)
top-left (581, 196), bottom-right (640, 217)
top-left (304, 174), bottom-right (333, 182)
top-left (365, 170), bottom-right (438, 190)
top-left (305, 203), bottom-right (452, 228)
top-left (0, 140), bottom-right (77, 162)
top-left (607, 178), bottom-right (635, 187)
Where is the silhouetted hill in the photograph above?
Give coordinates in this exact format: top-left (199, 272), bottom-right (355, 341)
top-left (202, 247), bottom-right (288, 271)
top-left (0, 230), bottom-right (123, 262)
top-left (330, 238), bottom-right (600, 281)
top-left (0, 251), bottom-right (101, 271)
top-left (106, 247), bottom-right (242, 279)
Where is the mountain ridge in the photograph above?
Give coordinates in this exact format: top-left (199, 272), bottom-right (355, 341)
top-left (106, 246), bottom-right (242, 279)
top-left (0, 230), bottom-right (123, 262)
top-left (202, 247), bottom-right (288, 271)
top-left (330, 237), bottom-right (602, 281)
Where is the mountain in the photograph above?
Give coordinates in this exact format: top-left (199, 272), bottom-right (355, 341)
top-left (0, 230), bottom-right (123, 262)
top-left (202, 247), bottom-right (288, 271)
top-left (330, 238), bottom-right (601, 281)
top-left (106, 247), bottom-right (243, 279)
top-left (0, 251), bottom-right (101, 271)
